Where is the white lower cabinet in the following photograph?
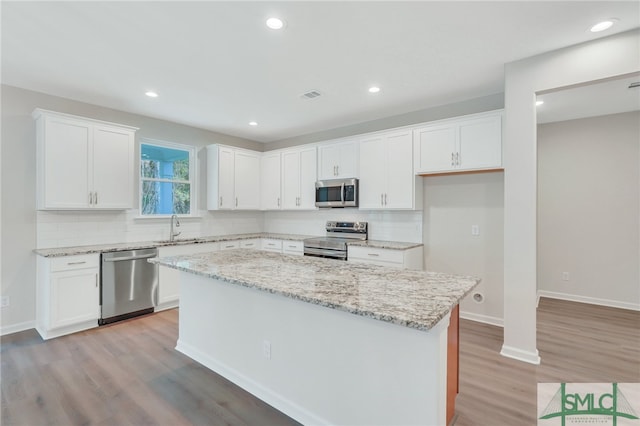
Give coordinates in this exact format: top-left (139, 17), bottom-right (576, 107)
top-left (282, 240), bottom-right (304, 256)
top-left (259, 239), bottom-right (304, 255)
top-left (239, 239), bottom-right (260, 249)
top-left (219, 241), bottom-right (240, 251)
top-left (261, 239), bottom-right (283, 253)
top-left (348, 246), bottom-right (423, 270)
top-left (157, 242), bottom-right (220, 311)
top-left (36, 253), bottom-right (100, 339)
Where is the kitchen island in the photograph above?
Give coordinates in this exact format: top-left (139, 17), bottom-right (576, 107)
top-left (150, 249), bottom-right (479, 425)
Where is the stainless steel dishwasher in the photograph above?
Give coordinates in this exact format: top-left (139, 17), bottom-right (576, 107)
top-left (100, 248), bottom-right (158, 325)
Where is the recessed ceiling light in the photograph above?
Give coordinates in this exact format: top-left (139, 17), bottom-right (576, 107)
top-left (368, 86), bottom-right (381, 93)
top-left (266, 17), bottom-right (284, 30)
top-left (249, 121), bottom-right (258, 126)
top-left (145, 91), bottom-right (158, 98)
top-left (590, 20), bottom-right (615, 32)
top-left (536, 100), bottom-right (544, 106)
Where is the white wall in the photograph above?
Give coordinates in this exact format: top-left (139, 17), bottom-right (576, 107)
top-left (423, 173), bottom-right (505, 326)
top-left (264, 210), bottom-right (422, 243)
top-left (502, 29), bottom-right (640, 364)
top-left (537, 112), bottom-right (639, 310)
top-left (0, 84), bottom-right (262, 334)
top-left (36, 210), bottom-right (263, 249)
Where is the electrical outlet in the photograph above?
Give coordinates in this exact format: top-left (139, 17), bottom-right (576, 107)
top-left (263, 340), bottom-right (271, 360)
top-left (471, 225), bottom-right (480, 236)
top-left (1, 296), bottom-right (9, 308)
top-left (562, 272), bottom-right (570, 281)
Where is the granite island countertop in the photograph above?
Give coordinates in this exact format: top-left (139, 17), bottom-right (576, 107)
top-left (150, 249), bottom-right (479, 332)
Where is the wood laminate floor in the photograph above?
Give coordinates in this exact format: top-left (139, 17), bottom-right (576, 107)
top-left (1, 297), bottom-right (638, 426)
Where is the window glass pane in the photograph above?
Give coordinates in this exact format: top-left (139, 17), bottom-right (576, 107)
top-left (141, 181), bottom-right (191, 215)
top-left (141, 144), bottom-right (189, 180)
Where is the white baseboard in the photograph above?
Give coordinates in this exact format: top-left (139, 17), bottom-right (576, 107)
top-left (537, 290), bottom-right (640, 312)
top-left (459, 311), bottom-right (504, 327)
top-left (0, 320), bottom-right (35, 336)
top-left (176, 339), bottom-right (329, 426)
top-left (500, 344), bottom-right (541, 365)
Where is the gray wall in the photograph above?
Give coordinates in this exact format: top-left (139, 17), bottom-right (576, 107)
top-left (537, 111), bottom-right (639, 308)
top-left (264, 93), bottom-right (504, 150)
top-left (502, 29), bottom-right (639, 364)
top-left (423, 172), bottom-right (505, 325)
top-left (0, 84), bottom-right (260, 332)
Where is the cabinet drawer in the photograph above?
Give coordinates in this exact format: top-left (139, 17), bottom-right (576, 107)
top-left (50, 254), bottom-right (100, 272)
top-left (348, 246), bottom-right (404, 264)
top-left (219, 241), bottom-right (240, 251)
top-left (261, 239), bottom-right (283, 252)
top-left (282, 241), bottom-right (303, 255)
top-left (239, 239), bottom-right (259, 249)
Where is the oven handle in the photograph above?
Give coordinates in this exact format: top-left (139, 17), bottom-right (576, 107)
top-left (304, 247), bottom-right (347, 259)
top-left (341, 183), bottom-right (345, 204)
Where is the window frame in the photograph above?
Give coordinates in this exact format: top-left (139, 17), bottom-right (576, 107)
top-left (138, 138), bottom-right (197, 217)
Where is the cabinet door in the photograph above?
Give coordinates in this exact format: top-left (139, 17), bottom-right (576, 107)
top-left (414, 125), bottom-right (456, 173)
top-left (50, 268), bottom-right (99, 329)
top-left (43, 116), bottom-right (92, 208)
top-left (218, 147), bottom-right (235, 209)
top-left (261, 153), bottom-right (281, 210)
top-left (458, 115), bottom-right (502, 171)
top-left (337, 141), bottom-right (358, 178)
top-left (317, 144), bottom-right (339, 180)
top-left (298, 147), bottom-right (317, 209)
top-left (234, 150), bottom-right (260, 210)
top-left (281, 150), bottom-right (301, 209)
top-left (92, 125), bottom-right (134, 209)
top-left (385, 131), bottom-right (414, 209)
top-left (359, 136), bottom-right (387, 209)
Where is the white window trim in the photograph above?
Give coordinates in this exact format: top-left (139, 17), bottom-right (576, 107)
top-left (139, 138), bottom-right (197, 217)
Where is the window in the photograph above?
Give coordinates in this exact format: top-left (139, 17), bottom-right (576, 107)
top-left (140, 140), bottom-right (195, 216)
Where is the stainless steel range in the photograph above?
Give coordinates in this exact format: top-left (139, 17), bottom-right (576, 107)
top-left (303, 221), bottom-right (368, 260)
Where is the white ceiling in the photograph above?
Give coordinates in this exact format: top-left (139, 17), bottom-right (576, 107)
top-left (2, 1), bottom-right (639, 143)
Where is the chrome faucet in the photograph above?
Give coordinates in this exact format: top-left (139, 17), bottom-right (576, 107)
top-left (170, 214), bottom-right (181, 242)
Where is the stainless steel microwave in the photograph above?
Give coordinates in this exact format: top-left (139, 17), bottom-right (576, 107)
top-left (315, 178), bottom-right (358, 208)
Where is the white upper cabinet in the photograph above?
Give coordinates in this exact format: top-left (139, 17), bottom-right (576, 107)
top-left (207, 144), bottom-right (260, 210)
top-left (260, 152), bottom-right (282, 210)
top-left (359, 130), bottom-right (421, 210)
top-left (414, 110), bottom-right (503, 174)
top-left (33, 109), bottom-right (136, 210)
top-left (282, 146), bottom-right (317, 210)
top-left (234, 150), bottom-right (261, 209)
top-left (317, 140), bottom-right (359, 179)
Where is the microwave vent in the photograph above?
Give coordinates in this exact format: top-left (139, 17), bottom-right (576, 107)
top-left (301, 90), bottom-right (322, 99)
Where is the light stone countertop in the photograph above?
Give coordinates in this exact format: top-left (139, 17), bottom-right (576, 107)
top-left (347, 240), bottom-right (423, 250)
top-left (33, 233), bottom-right (314, 257)
top-left (33, 233), bottom-right (422, 257)
top-left (150, 249), bottom-right (479, 332)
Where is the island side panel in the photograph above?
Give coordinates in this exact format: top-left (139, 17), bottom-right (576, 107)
top-left (176, 271), bottom-right (450, 426)
top-left (447, 304), bottom-right (460, 425)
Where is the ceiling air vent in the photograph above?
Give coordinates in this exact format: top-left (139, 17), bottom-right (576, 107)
top-left (301, 90), bottom-right (322, 100)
